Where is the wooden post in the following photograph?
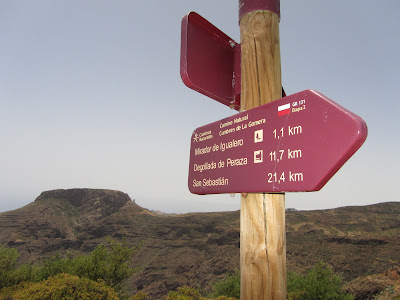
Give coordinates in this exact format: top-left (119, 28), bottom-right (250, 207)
top-left (239, 4), bottom-right (287, 300)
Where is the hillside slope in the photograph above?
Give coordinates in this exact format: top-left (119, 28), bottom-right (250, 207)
top-left (0, 189), bottom-right (399, 298)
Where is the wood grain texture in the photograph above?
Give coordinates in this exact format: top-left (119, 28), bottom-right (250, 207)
top-left (240, 11), bottom-right (282, 110)
top-left (239, 11), bottom-right (286, 300)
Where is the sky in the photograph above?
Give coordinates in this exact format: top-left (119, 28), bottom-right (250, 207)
top-left (1, 1), bottom-right (399, 213)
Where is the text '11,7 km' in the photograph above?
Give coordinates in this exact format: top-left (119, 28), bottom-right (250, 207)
top-left (188, 90), bottom-right (368, 194)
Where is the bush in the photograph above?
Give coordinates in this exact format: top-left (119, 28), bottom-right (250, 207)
top-left (0, 244), bottom-right (19, 270)
top-left (72, 238), bottom-right (139, 290)
top-left (167, 286), bottom-right (202, 300)
top-left (0, 239), bottom-right (139, 294)
top-left (8, 273), bottom-right (119, 300)
top-left (0, 244), bottom-right (34, 289)
top-left (211, 272), bottom-right (240, 299)
top-left (33, 238), bottom-right (139, 291)
top-left (287, 260), bottom-right (354, 300)
top-left (0, 281), bottom-right (34, 299)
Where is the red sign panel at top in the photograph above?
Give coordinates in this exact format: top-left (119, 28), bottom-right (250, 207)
top-left (180, 12), bottom-right (240, 110)
top-left (188, 90), bottom-right (368, 194)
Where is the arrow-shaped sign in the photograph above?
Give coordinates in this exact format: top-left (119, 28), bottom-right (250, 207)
top-left (188, 90), bottom-right (367, 194)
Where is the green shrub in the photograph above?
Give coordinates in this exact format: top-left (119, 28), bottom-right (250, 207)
top-left (211, 272), bottom-right (240, 299)
top-left (33, 238), bottom-right (139, 291)
top-left (0, 281), bottom-right (34, 299)
top-left (0, 244), bottom-right (34, 289)
top-left (287, 260), bottom-right (354, 300)
top-left (72, 239), bottom-right (139, 290)
top-left (0, 239), bottom-right (139, 294)
top-left (9, 273), bottom-right (119, 300)
top-left (34, 254), bottom-right (74, 281)
top-left (0, 244), bottom-right (19, 270)
top-left (167, 286), bottom-right (202, 300)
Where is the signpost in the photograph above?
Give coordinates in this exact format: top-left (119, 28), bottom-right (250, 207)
top-left (180, 1), bottom-right (368, 299)
top-left (239, 5), bottom-right (286, 298)
top-left (189, 90), bottom-right (367, 194)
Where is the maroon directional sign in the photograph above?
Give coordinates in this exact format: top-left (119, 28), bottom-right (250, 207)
top-left (188, 90), bottom-right (368, 194)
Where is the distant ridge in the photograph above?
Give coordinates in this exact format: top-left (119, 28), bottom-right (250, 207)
top-left (34, 188), bottom-right (138, 226)
top-left (35, 188), bottom-right (131, 208)
top-left (0, 189), bottom-right (399, 298)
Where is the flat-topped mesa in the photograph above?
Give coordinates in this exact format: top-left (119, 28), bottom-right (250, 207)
top-left (35, 188), bottom-right (133, 222)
